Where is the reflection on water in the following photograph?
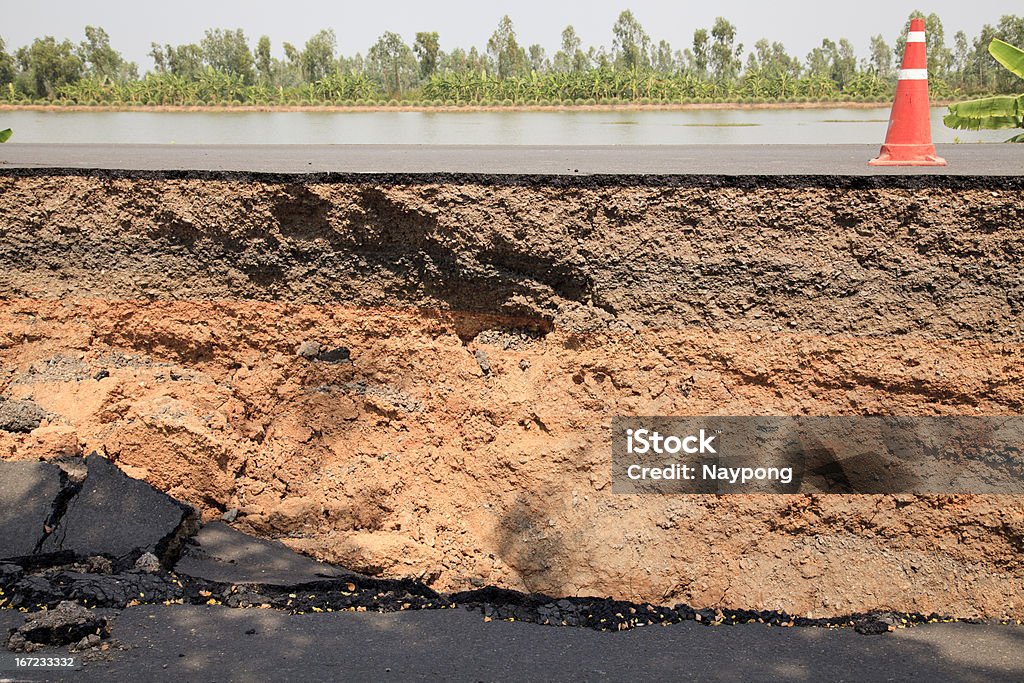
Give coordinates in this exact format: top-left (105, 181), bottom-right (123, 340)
top-left (0, 107), bottom-right (1007, 145)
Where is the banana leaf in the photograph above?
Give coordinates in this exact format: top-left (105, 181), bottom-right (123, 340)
top-left (944, 39), bottom-right (1024, 141)
top-left (944, 95), bottom-right (1024, 130)
top-left (0, 129), bottom-right (11, 143)
top-left (989, 39), bottom-right (1024, 80)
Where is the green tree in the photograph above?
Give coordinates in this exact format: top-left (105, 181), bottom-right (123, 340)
top-left (368, 31), bottom-right (416, 95)
top-left (611, 10), bottom-right (650, 70)
top-left (869, 34), bottom-right (893, 77)
top-left (78, 26), bottom-right (134, 81)
top-left (748, 39), bottom-right (801, 77)
top-left (282, 42), bottom-right (299, 66)
top-left (467, 46), bottom-right (487, 72)
top-left (710, 17), bottom-right (741, 81)
top-left (748, 39), bottom-right (770, 70)
top-left (441, 47), bottom-right (468, 73)
top-left (255, 35), bottom-right (273, 83)
top-left (15, 36), bottom-right (83, 97)
top-left (339, 52), bottom-right (365, 76)
top-left (414, 32), bottom-right (440, 79)
top-left (967, 15), bottom-right (1024, 92)
top-left (149, 43), bottom-right (168, 73)
top-left (277, 40), bottom-right (304, 86)
top-left (654, 39), bottom-right (674, 73)
top-left (0, 38), bottom-right (15, 87)
top-left (834, 38), bottom-right (857, 87)
top-left (302, 30), bottom-right (336, 82)
top-left (589, 46), bottom-right (611, 70)
top-left (487, 15), bottom-right (526, 78)
top-left (442, 46), bottom-right (489, 74)
top-left (690, 28), bottom-right (710, 77)
top-left (553, 25), bottom-right (588, 73)
top-left (805, 39), bottom-right (833, 77)
top-left (152, 43), bottom-right (204, 80)
top-left (528, 44), bottom-right (548, 73)
top-left (951, 30), bottom-right (969, 87)
top-left (200, 28), bottom-right (255, 83)
top-left (805, 38), bottom-right (855, 87)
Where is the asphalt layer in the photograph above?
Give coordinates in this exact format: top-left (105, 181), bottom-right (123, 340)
top-left (2, 606), bottom-right (1023, 682)
top-left (1, 143), bottom-right (1023, 175)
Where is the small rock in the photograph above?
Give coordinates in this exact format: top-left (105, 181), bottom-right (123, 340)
top-left (74, 633), bottom-right (102, 651)
top-left (519, 359), bottom-right (530, 371)
top-left (6, 633), bottom-right (41, 653)
top-left (316, 346), bottom-right (351, 364)
top-left (0, 398), bottom-right (50, 433)
top-left (296, 341), bottom-right (321, 359)
top-left (93, 369), bottom-right (110, 381)
top-left (84, 556), bottom-right (114, 574)
top-left (296, 341), bottom-right (351, 364)
top-left (474, 350), bottom-right (491, 376)
top-left (134, 552), bottom-right (161, 573)
top-left (245, 628), bottom-right (257, 635)
top-left (221, 508), bottom-right (240, 523)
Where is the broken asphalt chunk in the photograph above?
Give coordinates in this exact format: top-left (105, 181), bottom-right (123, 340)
top-left (39, 453), bottom-right (198, 569)
top-left (5, 600), bottom-right (110, 652)
top-left (0, 461), bottom-right (66, 560)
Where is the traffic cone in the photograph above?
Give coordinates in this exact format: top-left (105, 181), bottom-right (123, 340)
top-left (869, 18), bottom-right (946, 166)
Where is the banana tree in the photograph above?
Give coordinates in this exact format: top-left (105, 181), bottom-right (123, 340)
top-left (945, 39), bottom-right (1024, 142)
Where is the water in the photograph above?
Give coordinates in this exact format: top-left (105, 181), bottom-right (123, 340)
top-left (0, 107), bottom-right (1008, 145)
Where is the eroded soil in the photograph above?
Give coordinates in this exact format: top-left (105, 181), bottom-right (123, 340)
top-left (1, 173), bottom-right (1022, 619)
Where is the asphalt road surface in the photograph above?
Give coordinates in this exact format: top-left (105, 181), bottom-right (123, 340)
top-left (1, 143), bottom-right (1022, 175)
top-left (2, 606), bottom-right (1022, 682)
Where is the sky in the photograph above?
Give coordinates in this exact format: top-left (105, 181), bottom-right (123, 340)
top-left (2, 0), bottom-right (1017, 70)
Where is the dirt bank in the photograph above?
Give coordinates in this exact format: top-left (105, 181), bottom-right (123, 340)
top-left (1, 172), bottom-right (1022, 619)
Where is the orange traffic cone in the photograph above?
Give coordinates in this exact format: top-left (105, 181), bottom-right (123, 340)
top-left (869, 18), bottom-right (946, 166)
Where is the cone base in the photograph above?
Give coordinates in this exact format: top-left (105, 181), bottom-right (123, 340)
top-left (869, 144), bottom-right (947, 167)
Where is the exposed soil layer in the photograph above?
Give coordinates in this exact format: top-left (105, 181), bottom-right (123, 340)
top-left (2, 173), bottom-right (1023, 339)
top-left (1, 172), bottom-right (1022, 619)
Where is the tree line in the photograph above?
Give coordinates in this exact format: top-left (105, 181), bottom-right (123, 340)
top-left (1, 10), bottom-right (1021, 106)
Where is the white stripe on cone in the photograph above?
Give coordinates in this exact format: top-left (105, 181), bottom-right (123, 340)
top-left (906, 31), bottom-right (926, 43)
top-left (898, 68), bottom-right (929, 81)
